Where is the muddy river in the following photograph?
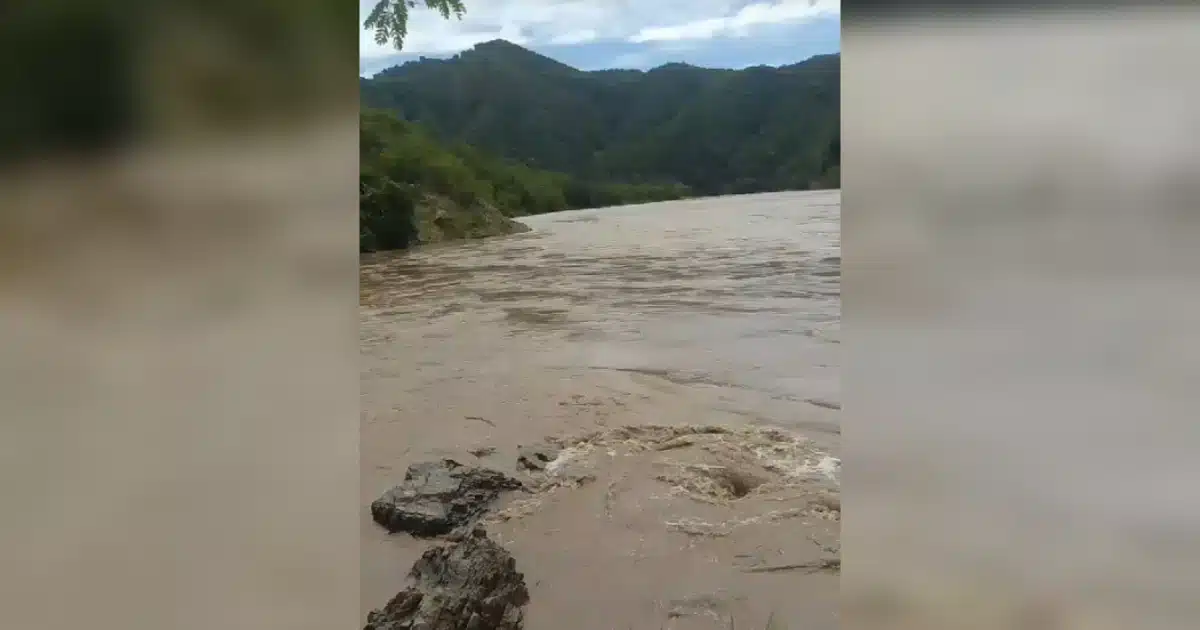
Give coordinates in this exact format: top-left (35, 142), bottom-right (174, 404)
top-left (360, 190), bottom-right (841, 629)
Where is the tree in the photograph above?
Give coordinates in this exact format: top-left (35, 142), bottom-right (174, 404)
top-left (365, 0), bottom-right (466, 50)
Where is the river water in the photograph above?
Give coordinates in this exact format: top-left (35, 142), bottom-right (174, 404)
top-left (359, 189), bottom-right (841, 628)
top-left (361, 189), bottom-right (841, 431)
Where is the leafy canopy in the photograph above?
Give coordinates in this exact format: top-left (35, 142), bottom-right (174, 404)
top-left (365, 0), bottom-right (466, 50)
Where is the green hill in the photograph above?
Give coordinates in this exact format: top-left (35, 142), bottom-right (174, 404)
top-left (359, 109), bottom-right (688, 252)
top-left (361, 40), bottom-right (840, 195)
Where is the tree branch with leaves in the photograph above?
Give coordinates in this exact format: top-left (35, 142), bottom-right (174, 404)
top-left (365, 0), bottom-right (466, 50)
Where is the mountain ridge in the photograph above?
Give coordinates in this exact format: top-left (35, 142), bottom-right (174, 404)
top-left (369, 38), bottom-right (839, 77)
top-left (361, 40), bottom-right (840, 196)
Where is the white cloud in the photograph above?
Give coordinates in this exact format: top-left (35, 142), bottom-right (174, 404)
top-left (630, 0), bottom-right (840, 43)
top-left (359, 0), bottom-right (839, 60)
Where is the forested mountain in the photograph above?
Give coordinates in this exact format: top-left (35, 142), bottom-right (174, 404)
top-left (361, 39), bottom-right (840, 195)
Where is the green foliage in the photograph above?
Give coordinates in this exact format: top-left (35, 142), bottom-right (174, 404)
top-left (365, 0), bottom-right (465, 50)
top-left (360, 171), bottom-right (419, 252)
top-left (361, 42), bottom-right (840, 195)
top-left (360, 109), bottom-right (691, 252)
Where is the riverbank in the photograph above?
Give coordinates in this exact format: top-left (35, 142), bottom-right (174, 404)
top-left (359, 109), bottom-right (691, 253)
top-left (361, 191), bottom-right (841, 629)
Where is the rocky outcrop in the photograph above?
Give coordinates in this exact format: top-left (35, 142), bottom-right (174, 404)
top-left (364, 527), bottom-right (530, 630)
top-left (371, 460), bottom-right (525, 537)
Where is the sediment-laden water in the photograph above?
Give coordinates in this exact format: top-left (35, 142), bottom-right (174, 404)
top-left (360, 190), bottom-right (841, 629)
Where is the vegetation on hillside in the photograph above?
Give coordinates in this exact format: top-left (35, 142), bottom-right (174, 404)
top-left (361, 40), bottom-right (841, 196)
top-left (360, 109), bottom-right (689, 252)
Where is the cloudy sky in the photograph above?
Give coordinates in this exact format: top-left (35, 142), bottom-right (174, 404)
top-left (360, 0), bottom-right (840, 77)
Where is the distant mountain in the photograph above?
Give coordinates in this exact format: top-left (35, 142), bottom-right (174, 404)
top-left (361, 40), bottom-right (840, 195)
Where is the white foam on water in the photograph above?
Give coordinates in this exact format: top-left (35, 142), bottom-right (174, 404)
top-left (809, 455), bottom-right (841, 482)
top-left (545, 444), bottom-right (592, 476)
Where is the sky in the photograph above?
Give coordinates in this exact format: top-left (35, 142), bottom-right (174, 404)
top-left (359, 0), bottom-right (840, 77)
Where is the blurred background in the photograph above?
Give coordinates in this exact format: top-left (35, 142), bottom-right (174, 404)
top-left (1, 0), bottom-right (356, 160)
top-left (844, 5), bottom-right (1200, 630)
top-left (0, 2), bottom-right (360, 629)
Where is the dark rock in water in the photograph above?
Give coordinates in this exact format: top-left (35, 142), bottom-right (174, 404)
top-left (364, 528), bottom-right (529, 630)
top-left (516, 443), bottom-right (560, 472)
top-left (371, 460), bottom-right (524, 537)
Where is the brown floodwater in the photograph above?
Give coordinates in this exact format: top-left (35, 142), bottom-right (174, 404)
top-left (360, 190), bottom-right (841, 629)
top-left (361, 189), bottom-right (840, 421)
